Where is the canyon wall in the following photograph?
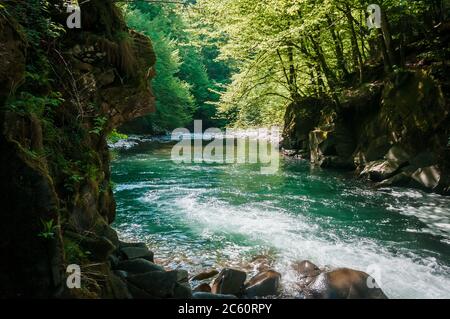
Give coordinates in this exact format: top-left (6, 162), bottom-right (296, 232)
top-left (0, 0), bottom-right (155, 297)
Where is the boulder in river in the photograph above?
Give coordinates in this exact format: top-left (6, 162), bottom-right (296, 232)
top-left (193, 292), bottom-right (238, 299)
top-left (360, 159), bottom-right (402, 182)
top-left (303, 268), bottom-right (387, 299)
top-left (116, 258), bottom-right (165, 274)
top-left (244, 270), bottom-right (281, 298)
top-left (174, 283), bottom-right (193, 299)
top-left (127, 271), bottom-right (177, 298)
top-left (384, 145), bottom-right (410, 165)
top-left (211, 268), bottom-right (246, 296)
top-left (411, 165), bottom-right (441, 190)
top-left (191, 269), bottom-right (219, 281)
top-left (125, 269), bottom-right (191, 298)
top-left (292, 260), bottom-right (322, 288)
top-left (120, 246), bottom-right (154, 262)
top-left (193, 283), bottom-right (212, 293)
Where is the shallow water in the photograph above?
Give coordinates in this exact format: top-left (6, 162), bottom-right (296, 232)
top-left (111, 139), bottom-right (450, 299)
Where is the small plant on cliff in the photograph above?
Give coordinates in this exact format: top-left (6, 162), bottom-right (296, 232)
top-left (63, 173), bottom-right (84, 193)
top-left (89, 116), bottom-right (108, 136)
top-left (38, 219), bottom-right (56, 240)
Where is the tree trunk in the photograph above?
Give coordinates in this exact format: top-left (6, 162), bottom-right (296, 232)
top-left (326, 14), bottom-right (349, 80)
top-left (308, 35), bottom-right (340, 107)
top-left (344, 3), bottom-right (363, 83)
top-left (380, 8), bottom-right (396, 67)
top-left (378, 28), bottom-right (392, 71)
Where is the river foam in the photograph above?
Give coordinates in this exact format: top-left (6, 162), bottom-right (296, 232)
top-left (169, 192), bottom-right (450, 299)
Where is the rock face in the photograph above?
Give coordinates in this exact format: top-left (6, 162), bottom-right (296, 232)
top-left (282, 97), bottom-right (332, 157)
top-left (0, 1), bottom-right (156, 298)
top-left (282, 67), bottom-right (450, 195)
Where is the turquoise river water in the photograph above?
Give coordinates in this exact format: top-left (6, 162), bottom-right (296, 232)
top-left (111, 138), bottom-right (450, 299)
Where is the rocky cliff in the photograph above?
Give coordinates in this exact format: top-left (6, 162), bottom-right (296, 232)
top-left (283, 24), bottom-right (450, 195)
top-left (0, 0), bottom-right (155, 297)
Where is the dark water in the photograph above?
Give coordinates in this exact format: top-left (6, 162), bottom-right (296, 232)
top-left (111, 138), bottom-right (450, 298)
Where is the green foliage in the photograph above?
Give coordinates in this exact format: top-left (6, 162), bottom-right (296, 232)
top-left (124, 4), bottom-right (194, 133)
top-left (64, 238), bottom-right (90, 264)
top-left (90, 116), bottom-right (108, 136)
top-left (38, 219), bottom-right (56, 240)
top-left (108, 130), bottom-right (128, 143)
top-left (192, 0), bottom-right (444, 127)
top-left (63, 172), bottom-right (84, 193)
top-left (5, 91), bottom-right (64, 116)
top-left (122, 2), bottom-right (233, 132)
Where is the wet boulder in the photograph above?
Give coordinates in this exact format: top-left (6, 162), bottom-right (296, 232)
top-left (191, 269), bottom-right (219, 281)
top-left (384, 145), bottom-right (410, 165)
top-left (126, 270), bottom-right (192, 298)
top-left (211, 268), bottom-right (247, 296)
top-left (174, 283), bottom-right (193, 299)
top-left (193, 292), bottom-right (238, 299)
top-left (360, 159), bottom-right (402, 182)
top-left (304, 268), bottom-right (387, 299)
top-left (115, 258), bottom-right (165, 274)
top-left (244, 270), bottom-right (281, 298)
top-left (292, 260), bottom-right (322, 288)
top-left (193, 283), bottom-right (212, 293)
top-left (411, 165), bottom-right (441, 190)
top-left (120, 245), bottom-right (154, 262)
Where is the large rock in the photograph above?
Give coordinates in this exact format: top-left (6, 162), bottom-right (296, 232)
top-left (384, 145), bottom-right (410, 165)
top-left (126, 270), bottom-right (191, 298)
top-left (174, 283), bottom-right (193, 299)
top-left (116, 258), bottom-right (164, 274)
top-left (411, 165), bottom-right (441, 190)
top-left (304, 268), bottom-right (387, 299)
top-left (193, 283), bottom-right (212, 293)
top-left (282, 98), bottom-right (328, 151)
top-left (120, 246), bottom-right (154, 262)
top-left (211, 268), bottom-right (246, 296)
top-left (64, 230), bottom-right (115, 262)
top-left (193, 292), bottom-right (238, 299)
top-left (119, 241), bottom-right (148, 249)
top-left (244, 270), bottom-right (281, 298)
top-left (191, 269), bottom-right (219, 281)
top-left (126, 281), bottom-right (155, 299)
top-left (360, 159), bottom-right (401, 182)
top-left (309, 120), bottom-right (356, 170)
top-left (292, 260), bottom-right (322, 288)
top-left (106, 273), bottom-right (133, 299)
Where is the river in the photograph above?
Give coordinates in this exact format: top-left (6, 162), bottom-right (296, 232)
top-left (111, 137), bottom-right (450, 299)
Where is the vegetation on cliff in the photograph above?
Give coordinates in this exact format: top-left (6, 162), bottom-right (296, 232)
top-left (0, 0), bottom-right (156, 297)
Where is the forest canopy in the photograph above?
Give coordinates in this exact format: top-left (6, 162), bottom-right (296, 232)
top-left (120, 0), bottom-right (448, 131)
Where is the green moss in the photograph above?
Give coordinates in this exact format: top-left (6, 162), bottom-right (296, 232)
top-left (63, 237), bottom-right (89, 265)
